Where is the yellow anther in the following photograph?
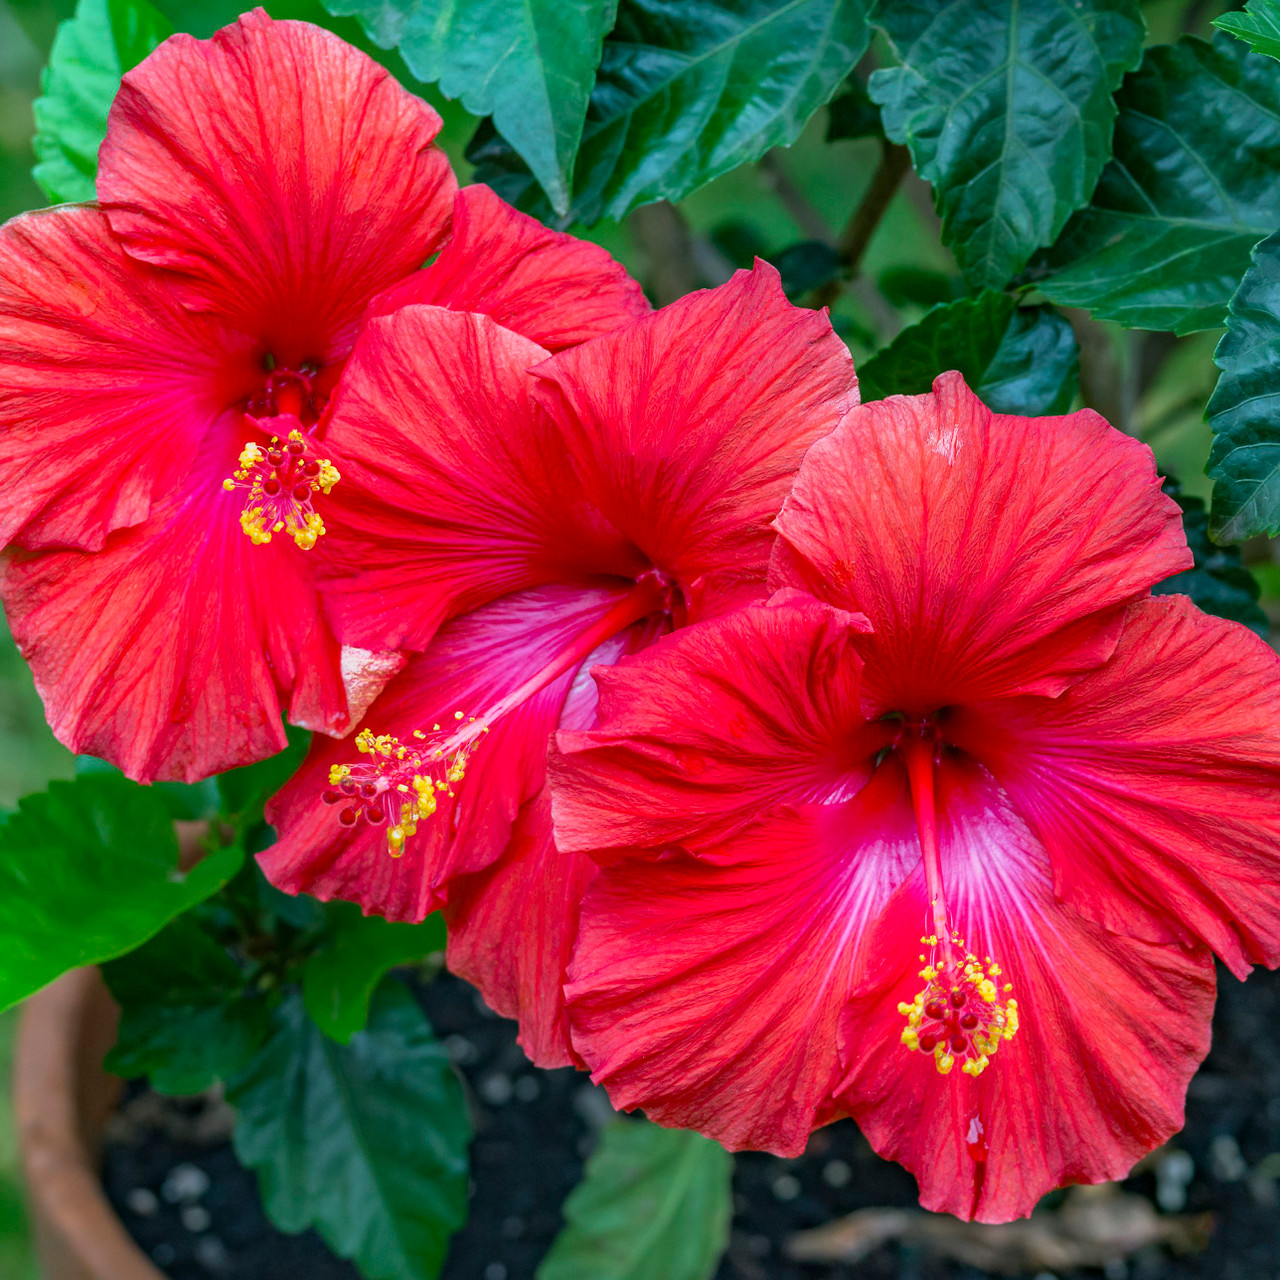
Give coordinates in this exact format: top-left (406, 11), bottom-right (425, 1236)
top-left (899, 935), bottom-right (1019, 1078)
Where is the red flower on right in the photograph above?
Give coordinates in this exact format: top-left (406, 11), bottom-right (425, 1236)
top-left (551, 371), bottom-right (1280, 1222)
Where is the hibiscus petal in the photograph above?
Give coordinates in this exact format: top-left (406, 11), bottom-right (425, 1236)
top-left (97, 9), bottom-right (455, 356)
top-left (839, 758), bottom-right (1215, 1223)
top-left (315, 305), bottom-right (637, 652)
top-left (260, 585), bottom-right (633, 921)
top-left (365, 184), bottom-right (649, 351)
top-left (954, 594), bottom-right (1280, 978)
top-left (531, 263), bottom-right (858, 613)
top-left (0, 206), bottom-right (256, 550)
top-left (442, 625), bottom-right (649, 1069)
top-left (0, 468), bottom-right (344, 784)
top-left (552, 594), bottom-right (877, 857)
top-left (444, 793), bottom-right (597, 1069)
top-left (564, 777), bottom-right (920, 1156)
top-left (772, 371), bottom-right (1191, 709)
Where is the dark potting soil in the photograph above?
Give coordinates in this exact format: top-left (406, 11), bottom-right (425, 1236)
top-left (101, 966), bottom-right (1280, 1280)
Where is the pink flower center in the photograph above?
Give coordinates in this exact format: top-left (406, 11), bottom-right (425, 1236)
top-left (322, 570), bottom-right (682, 855)
top-left (246, 358), bottom-right (330, 425)
top-left (895, 725), bottom-right (1018, 1076)
top-left (222, 428), bottom-right (340, 550)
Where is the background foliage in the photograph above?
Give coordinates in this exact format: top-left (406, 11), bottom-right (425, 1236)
top-left (0, 0), bottom-right (1278, 1278)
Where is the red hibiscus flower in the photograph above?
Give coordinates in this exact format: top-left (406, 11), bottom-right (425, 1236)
top-left (259, 265), bottom-right (859, 1066)
top-left (550, 371), bottom-right (1280, 1222)
top-left (0, 10), bottom-right (645, 783)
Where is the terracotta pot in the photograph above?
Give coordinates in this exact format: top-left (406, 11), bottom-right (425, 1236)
top-left (14, 968), bottom-right (164, 1280)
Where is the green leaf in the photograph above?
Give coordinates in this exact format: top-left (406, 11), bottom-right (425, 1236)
top-left (321, 0), bottom-right (615, 216)
top-left (1038, 33), bottom-right (1280, 334)
top-left (102, 915), bottom-right (271, 1094)
top-left (0, 773), bottom-right (242, 1012)
top-left (471, 0), bottom-right (872, 225)
top-left (537, 1118), bottom-right (732, 1280)
top-left (1155, 479), bottom-right (1267, 634)
top-left (32, 0), bottom-right (173, 204)
top-left (303, 902), bottom-right (446, 1043)
top-left (1216, 1), bottom-right (1280, 63)
top-left (1206, 229), bottom-right (1280, 542)
top-left (216, 726), bottom-right (310, 830)
top-left (75, 755), bottom-right (219, 821)
top-left (868, 0), bottom-right (1144, 290)
top-left (826, 75), bottom-right (881, 141)
top-left (229, 982), bottom-right (469, 1280)
top-left (857, 292), bottom-right (1079, 415)
top-left (771, 241), bottom-right (841, 299)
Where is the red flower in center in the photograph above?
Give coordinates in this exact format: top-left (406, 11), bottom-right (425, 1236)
top-left (0, 10), bottom-right (645, 782)
top-left (550, 372), bottom-right (1280, 1220)
top-left (260, 265), bottom-right (858, 1065)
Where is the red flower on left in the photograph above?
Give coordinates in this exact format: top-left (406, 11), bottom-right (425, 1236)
top-left (0, 10), bottom-right (646, 782)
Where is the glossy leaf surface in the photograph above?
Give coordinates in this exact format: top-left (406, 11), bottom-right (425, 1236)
top-left (230, 982), bottom-right (469, 1280)
top-left (471, 0), bottom-right (871, 224)
top-left (321, 0), bottom-right (615, 215)
top-left (0, 773), bottom-right (241, 1011)
top-left (869, 0), bottom-right (1144, 289)
top-left (538, 1118), bottom-right (732, 1280)
top-left (1039, 34), bottom-right (1280, 334)
top-left (1207, 230), bottom-right (1280, 542)
top-left (32, 0), bottom-right (173, 203)
top-left (857, 292), bottom-right (1079, 415)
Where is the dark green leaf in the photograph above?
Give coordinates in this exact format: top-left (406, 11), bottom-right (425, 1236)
top-left (32, 0), bottom-right (173, 204)
top-left (877, 264), bottom-right (962, 310)
top-left (75, 755), bottom-right (219, 821)
top-left (857, 292), bottom-right (1079, 415)
top-left (1155, 479), bottom-right (1267, 634)
top-left (102, 915), bottom-right (270, 1094)
top-left (978, 305), bottom-right (1080, 415)
top-left (826, 76), bottom-right (881, 140)
top-left (303, 902), bottom-right (446, 1043)
top-left (471, 0), bottom-right (872, 225)
top-left (537, 1118), bottom-right (732, 1280)
top-left (320, 0), bottom-right (615, 216)
top-left (771, 241), bottom-right (841, 299)
top-left (1206, 229), bottom-right (1280, 541)
top-left (1216, 1), bottom-right (1280, 63)
top-left (216, 726), bottom-right (310, 831)
top-left (229, 982), bottom-right (470, 1280)
top-left (709, 219), bottom-right (768, 270)
top-left (1039, 33), bottom-right (1280, 334)
top-left (0, 774), bottom-right (242, 1012)
top-left (869, 0), bottom-right (1144, 290)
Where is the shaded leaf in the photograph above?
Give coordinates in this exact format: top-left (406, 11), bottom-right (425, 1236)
top-left (877, 264), bottom-right (962, 309)
top-left (1039, 34), bottom-right (1280, 334)
top-left (826, 75), bottom-right (881, 140)
top-left (32, 0), bottom-right (173, 204)
top-left (1206, 229), bottom-right (1280, 541)
top-left (216, 726), bottom-right (310, 832)
top-left (978, 305), bottom-right (1080, 416)
top-left (0, 773), bottom-right (242, 1012)
top-left (869, 0), bottom-right (1144, 290)
top-left (1155, 479), bottom-right (1267, 635)
top-left (537, 1118), bottom-right (732, 1280)
top-left (1216, 1), bottom-right (1280, 63)
top-left (772, 240), bottom-right (841, 299)
top-left (857, 292), bottom-right (1079, 415)
top-left (320, 0), bottom-right (615, 216)
top-left (229, 983), bottom-right (470, 1280)
top-left (471, 0), bottom-right (872, 225)
top-left (102, 914), bottom-right (270, 1094)
top-left (75, 755), bottom-right (219, 821)
top-left (303, 902), bottom-right (446, 1043)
